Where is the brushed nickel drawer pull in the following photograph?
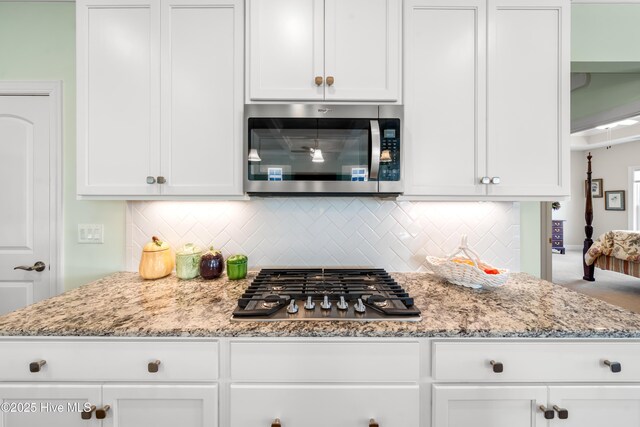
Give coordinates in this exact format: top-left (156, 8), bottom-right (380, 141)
top-left (539, 405), bottom-right (555, 419)
top-left (553, 405), bottom-right (569, 419)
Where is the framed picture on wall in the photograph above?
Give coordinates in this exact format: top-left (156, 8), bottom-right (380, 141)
top-left (605, 190), bottom-right (625, 211)
top-left (585, 179), bottom-right (604, 198)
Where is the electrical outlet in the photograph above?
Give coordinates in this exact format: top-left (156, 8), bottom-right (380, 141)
top-left (78, 224), bottom-right (104, 244)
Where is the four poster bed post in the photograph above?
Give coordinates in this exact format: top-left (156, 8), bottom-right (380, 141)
top-left (583, 152), bottom-right (596, 281)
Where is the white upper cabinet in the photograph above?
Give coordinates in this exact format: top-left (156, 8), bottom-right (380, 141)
top-left (247, 0), bottom-right (401, 103)
top-left (77, 0), bottom-right (243, 198)
top-left (403, 0), bottom-right (569, 199)
top-left (77, 0), bottom-right (161, 196)
top-left (404, 0), bottom-right (486, 196)
top-left (486, 0), bottom-right (570, 197)
top-left (247, 0), bottom-right (324, 101)
top-left (160, 0), bottom-right (243, 195)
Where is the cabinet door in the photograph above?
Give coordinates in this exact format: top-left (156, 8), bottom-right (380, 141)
top-left (160, 0), bottom-right (243, 195)
top-left (0, 384), bottom-right (101, 427)
top-left (101, 385), bottom-right (217, 427)
top-left (549, 386), bottom-right (640, 427)
top-left (247, 0), bottom-right (324, 101)
top-left (486, 0), bottom-right (570, 197)
top-left (230, 384), bottom-right (419, 427)
top-left (433, 385), bottom-right (549, 427)
top-left (403, 0), bottom-right (486, 196)
top-left (324, 0), bottom-right (401, 102)
top-left (77, 0), bottom-right (161, 196)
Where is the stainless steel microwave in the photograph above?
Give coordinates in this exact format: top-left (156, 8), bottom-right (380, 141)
top-left (245, 105), bottom-right (402, 195)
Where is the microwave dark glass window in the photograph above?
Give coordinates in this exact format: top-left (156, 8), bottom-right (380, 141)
top-left (248, 118), bottom-right (372, 182)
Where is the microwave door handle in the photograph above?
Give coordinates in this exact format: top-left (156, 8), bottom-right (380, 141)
top-left (370, 120), bottom-right (381, 180)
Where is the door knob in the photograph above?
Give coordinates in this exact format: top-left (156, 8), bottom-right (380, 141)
top-left (489, 360), bottom-right (504, 373)
top-left (370, 418), bottom-right (380, 427)
top-left (271, 418), bottom-right (281, 427)
top-left (14, 261), bottom-right (46, 272)
top-left (326, 76), bottom-right (335, 86)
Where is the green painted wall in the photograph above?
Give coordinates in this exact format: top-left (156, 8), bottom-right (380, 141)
top-left (519, 202), bottom-right (541, 278)
top-left (0, 2), bottom-right (126, 290)
top-left (572, 4), bottom-right (640, 64)
top-left (571, 73), bottom-right (640, 122)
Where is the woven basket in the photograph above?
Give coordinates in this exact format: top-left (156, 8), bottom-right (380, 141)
top-left (425, 235), bottom-right (509, 289)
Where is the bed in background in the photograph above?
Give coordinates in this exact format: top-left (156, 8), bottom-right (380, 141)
top-left (582, 153), bottom-right (640, 280)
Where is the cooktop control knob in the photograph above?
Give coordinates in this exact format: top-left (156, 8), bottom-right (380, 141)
top-left (304, 296), bottom-right (315, 310)
top-left (320, 295), bottom-right (332, 310)
top-left (354, 298), bottom-right (366, 313)
top-left (337, 296), bottom-right (348, 310)
top-left (287, 299), bottom-right (299, 314)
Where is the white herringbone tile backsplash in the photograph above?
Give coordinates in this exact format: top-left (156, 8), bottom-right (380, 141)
top-left (127, 199), bottom-right (520, 272)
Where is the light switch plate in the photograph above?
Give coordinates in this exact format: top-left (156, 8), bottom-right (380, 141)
top-left (78, 224), bottom-right (104, 244)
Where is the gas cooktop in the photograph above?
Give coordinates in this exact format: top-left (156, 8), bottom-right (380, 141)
top-left (231, 268), bottom-right (421, 322)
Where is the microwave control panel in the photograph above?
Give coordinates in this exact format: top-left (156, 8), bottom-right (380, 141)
top-left (378, 119), bottom-right (401, 182)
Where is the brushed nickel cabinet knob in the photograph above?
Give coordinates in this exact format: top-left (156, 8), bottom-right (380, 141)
top-left (480, 176), bottom-right (491, 184)
top-left (156, 176), bottom-right (166, 184)
top-left (370, 418), bottom-right (380, 427)
top-left (491, 176), bottom-right (501, 184)
top-left (146, 176), bottom-right (156, 184)
top-left (271, 418), bottom-right (281, 427)
top-left (29, 360), bottom-right (46, 373)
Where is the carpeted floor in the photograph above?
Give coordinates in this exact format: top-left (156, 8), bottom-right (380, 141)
top-left (552, 249), bottom-right (640, 313)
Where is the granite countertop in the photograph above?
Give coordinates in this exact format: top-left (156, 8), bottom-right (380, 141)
top-left (1, 272), bottom-right (640, 338)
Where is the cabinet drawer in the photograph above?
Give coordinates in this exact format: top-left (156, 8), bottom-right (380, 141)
top-left (230, 341), bottom-right (419, 382)
top-left (0, 340), bottom-right (218, 382)
top-left (433, 341), bottom-right (640, 382)
top-left (230, 384), bottom-right (419, 427)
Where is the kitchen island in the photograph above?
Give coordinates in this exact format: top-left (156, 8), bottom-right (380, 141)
top-left (1, 272), bottom-right (640, 427)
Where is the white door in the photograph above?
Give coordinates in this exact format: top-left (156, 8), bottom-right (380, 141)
top-left (0, 384), bottom-right (101, 427)
top-left (403, 0), bottom-right (487, 196)
top-left (101, 384), bottom-right (217, 427)
top-left (0, 95), bottom-right (53, 315)
top-left (76, 0), bottom-right (161, 196)
top-left (247, 0), bottom-right (324, 101)
top-left (230, 384), bottom-right (419, 427)
top-left (324, 0), bottom-right (401, 102)
top-left (433, 385), bottom-right (549, 427)
top-left (549, 386), bottom-right (640, 427)
top-left (486, 0), bottom-right (570, 197)
top-left (160, 0), bottom-right (243, 195)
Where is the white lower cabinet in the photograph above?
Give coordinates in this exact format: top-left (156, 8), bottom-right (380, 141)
top-left (548, 386), bottom-right (640, 427)
top-left (0, 384), bottom-right (101, 427)
top-left (433, 385), bottom-right (548, 427)
top-left (101, 384), bottom-right (217, 427)
top-left (230, 384), bottom-right (419, 427)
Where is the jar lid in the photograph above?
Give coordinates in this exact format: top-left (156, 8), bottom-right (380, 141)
top-left (227, 254), bottom-right (248, 264)
top-left (176, 243), bottom-right (202, 256)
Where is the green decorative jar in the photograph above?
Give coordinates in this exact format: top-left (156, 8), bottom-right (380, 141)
top-left (175, 243), bottom-right (202, 279)
top-left (226, 254), bottom-right (248, 280)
